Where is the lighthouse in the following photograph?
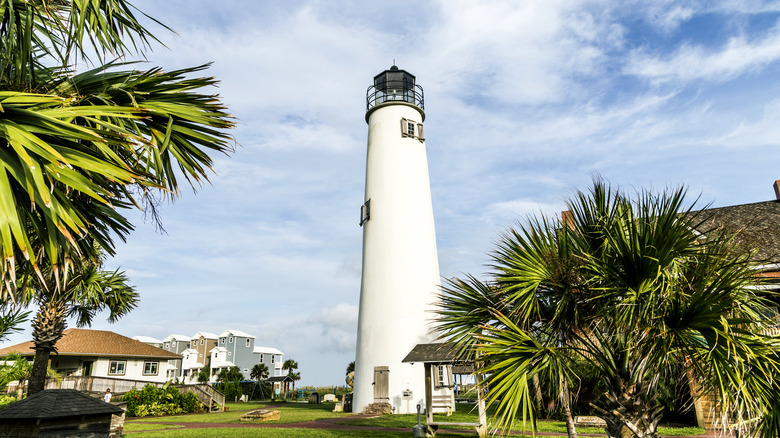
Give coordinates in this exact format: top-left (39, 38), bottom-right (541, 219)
top-left (353, 66), bottom-right (441, 415)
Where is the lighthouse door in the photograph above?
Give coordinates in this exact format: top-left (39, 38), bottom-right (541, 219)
top-left (373, 366), bottom-right (389, 403)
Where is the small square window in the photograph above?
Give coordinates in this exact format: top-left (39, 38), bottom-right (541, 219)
top-left (360, 199), bottom-right (371, 226)
top-left (109, 360), bottom-right (126, 375)
top-left (165, 343), bottom-right (170, 349)
top-left (144, 361), bottom-right (159, 375)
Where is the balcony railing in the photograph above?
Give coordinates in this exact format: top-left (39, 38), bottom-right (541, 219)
top-left (366, 83), bottom-right (424, 112)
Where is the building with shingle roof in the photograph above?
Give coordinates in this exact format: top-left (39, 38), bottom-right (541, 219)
top-left (0, 389), bottom-right (124, 437)
top-left (0, 328), bottom-right (181, 383)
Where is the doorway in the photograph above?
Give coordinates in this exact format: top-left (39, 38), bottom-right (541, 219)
top-left (373, 366), bottom-right (389, 403)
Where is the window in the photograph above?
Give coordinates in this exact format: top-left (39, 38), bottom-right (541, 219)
top-left (199, 353), bottom-right (203, 357)
top-left (400, 118), bottom-right (424, 142)
top-left (228, 352), bottom-right (231, 356)
top-left (229, 337), bottom-right (233, 343)
top-left (143, 361), bottom-right (159, 375)
top-left (201, 339), bottom-right (205, 345)
top-left (260, 354), bottom-right (264, 362)
top-left (271, 355), bottom-right (275, 363)
top-left (360, 199), bottom-right (371, 226)
top-left (245, 338), bottom-right (250, 347)
top-left (172, 341), bottom-right (177, 347)
top-left (164, 343), bottom-right (170, 349)
top-left (108, 360), bottom-right (126, 375)
top-left (220, 338), bottom-right (225, 344)
top-left (191, 341), bottom-right (196, 347)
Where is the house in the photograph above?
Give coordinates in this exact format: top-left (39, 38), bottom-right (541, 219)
top-left (254, 346), bottom-right (284, 377)
top-left (210, 329), bottom-right (257, 378)
top-left (688, 180), bottom-right (780, 430)
top-left (181, 332), bottom-right (218, 382)
top-left (132, 336), bottom-right (163, 349)
top-left (0, 329), bottom-right (181, 383)
top-left (161, 334), bottom-right (190, 379)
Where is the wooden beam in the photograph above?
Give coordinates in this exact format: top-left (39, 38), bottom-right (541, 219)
top-left (425, 363), bottom-right (433, 425)
top-left (475, 370), bottom-right (487, 438)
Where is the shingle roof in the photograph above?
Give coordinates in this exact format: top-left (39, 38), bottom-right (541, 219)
top-left (698, 200), bottom-right (780, 263)
top-left (0, 328), bottom-right (181, 359)
top-left (0, 389), bottom-right (123, 419)
top-left (402, 343), bottom-right (463, 364)
top-left (267, 375), bottom-right (294, 383)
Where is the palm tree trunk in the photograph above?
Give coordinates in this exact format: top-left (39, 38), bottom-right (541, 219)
top-left (560, 373), bottom-right (578, 438)
top-left (28, 300), bottom-right (67, 395)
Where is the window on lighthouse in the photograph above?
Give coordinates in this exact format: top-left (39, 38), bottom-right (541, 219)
top-left (401, 118), bottom-right (424, 142)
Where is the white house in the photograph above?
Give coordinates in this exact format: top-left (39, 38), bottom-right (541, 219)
top-left (0, 328), bottom-right (181, 383)
top-left (253, 346), bottom-right (284, 377)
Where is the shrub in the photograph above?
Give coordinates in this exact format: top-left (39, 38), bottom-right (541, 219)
top-left (124, 383), bottom-right (204, 417)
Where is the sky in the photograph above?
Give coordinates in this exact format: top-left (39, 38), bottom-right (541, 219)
top-left (5, 0), bottom-right (780, 386)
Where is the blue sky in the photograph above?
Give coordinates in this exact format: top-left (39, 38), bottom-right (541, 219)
top-left (5, 0), bottom-right (780, 386)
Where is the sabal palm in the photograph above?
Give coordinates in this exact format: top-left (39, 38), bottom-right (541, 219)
top-left (0, 0), bottom-right (234, 300)
top-left (22, 253), bottom-right (137, 394)
top-left (251, 363), bottom-right (269, 381)
top-left (435, 180), bottom-right (780, 438)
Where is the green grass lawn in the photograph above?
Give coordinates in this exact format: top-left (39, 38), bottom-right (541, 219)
top-left (123, 400), bottom-right (705, 437)
top-left (126, 401), bottom-right (351, 425)
top-left (123, 429), bottom-right (474, 437)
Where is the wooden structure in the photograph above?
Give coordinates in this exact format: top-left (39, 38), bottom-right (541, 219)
top-left (402, 343), bottom-right (487, 438)
top-left (266, 375), bottom-right (294, 400)
top-left (0, 389), bottom-right (125, 438)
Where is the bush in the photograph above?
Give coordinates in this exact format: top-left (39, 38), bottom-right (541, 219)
top-left (0, 395), bottom-right (16, 409)
top-left (215, 381), bottom-right (242, 401)
top-left (124, 383), bottom-right (204, 417)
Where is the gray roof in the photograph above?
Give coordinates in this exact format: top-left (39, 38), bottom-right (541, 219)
top-left (267, 375), bottom-right (294, 383)
top-left (402, 343), bottom-right (463, 364)
top-left (698, 200), bottom-right (780, 263)
top-left (0, 389), bottom-right (123, 420)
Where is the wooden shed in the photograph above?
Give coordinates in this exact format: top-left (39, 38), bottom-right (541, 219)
top-left (0, 389), bottom-right (124, 438)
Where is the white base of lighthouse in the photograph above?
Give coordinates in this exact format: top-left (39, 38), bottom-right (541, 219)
top-left (352, 95), bottom-right (440, 415)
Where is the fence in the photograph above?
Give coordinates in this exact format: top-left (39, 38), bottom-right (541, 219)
top-left (6, 376), bottom-right (225, 411)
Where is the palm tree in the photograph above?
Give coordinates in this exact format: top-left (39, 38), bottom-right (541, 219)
top-left (282, 359), bottom-right (299, 395)
top-left (0, 0), bottom-right (234, 303)
top-left (22, 252), bottom-right (137, 394)
top-left (435, 179), bottom-right (780, 438)
top-left (251, 363), bottom-right (269, 382)
top-left (0, 352), bottom-right (60, 399)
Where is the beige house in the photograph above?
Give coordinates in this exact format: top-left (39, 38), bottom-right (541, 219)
top-left (0, 328), bottom-right (181, 384)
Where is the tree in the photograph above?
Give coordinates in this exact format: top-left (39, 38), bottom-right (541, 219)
top-left (0, 0), bottom-right (234, 329)
top-left (345, 361), bottom-right (355, 375)
top-left (197, 368), bottom-right (210, 384)
top-left (435, 179), bottom-right (780, 438)
top-left (22, 252), bottom-right (137, 394)
top-left (0, 352), bottom-right (60, 399)
top-left (251, 363), bottom-right (269, 382)
top-left (283, 359), bottom-right (299, 394)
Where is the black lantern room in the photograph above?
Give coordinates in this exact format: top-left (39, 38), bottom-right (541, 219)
top-left (366, 66), bottom-right (424, 113)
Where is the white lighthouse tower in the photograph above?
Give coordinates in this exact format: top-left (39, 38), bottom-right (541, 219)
top-left (353, 66), bottom-right (441, 415)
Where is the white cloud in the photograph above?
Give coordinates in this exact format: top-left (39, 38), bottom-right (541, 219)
top-left (625, 25), bottom-right (780, 84)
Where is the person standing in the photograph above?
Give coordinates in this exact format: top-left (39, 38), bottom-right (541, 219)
top-left (104, 389), bottom-right (112, 403)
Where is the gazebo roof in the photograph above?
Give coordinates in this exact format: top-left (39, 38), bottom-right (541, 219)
top-left (267, 375), bottom-right (294, 383)
top-left (402, 343), bottom-right (463, 364)
top-left (0, 389), bottom-right (123, 420)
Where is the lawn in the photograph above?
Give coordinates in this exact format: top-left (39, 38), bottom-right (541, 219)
top-left (126, 401), bottom-right (351, 425)
top-left (123, 400), bottom-right (705, 437)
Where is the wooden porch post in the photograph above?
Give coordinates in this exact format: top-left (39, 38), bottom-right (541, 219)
top-left (425, 363), bottom-right (433, 425)
top-left (474, 369), bottom-right (488, 438)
